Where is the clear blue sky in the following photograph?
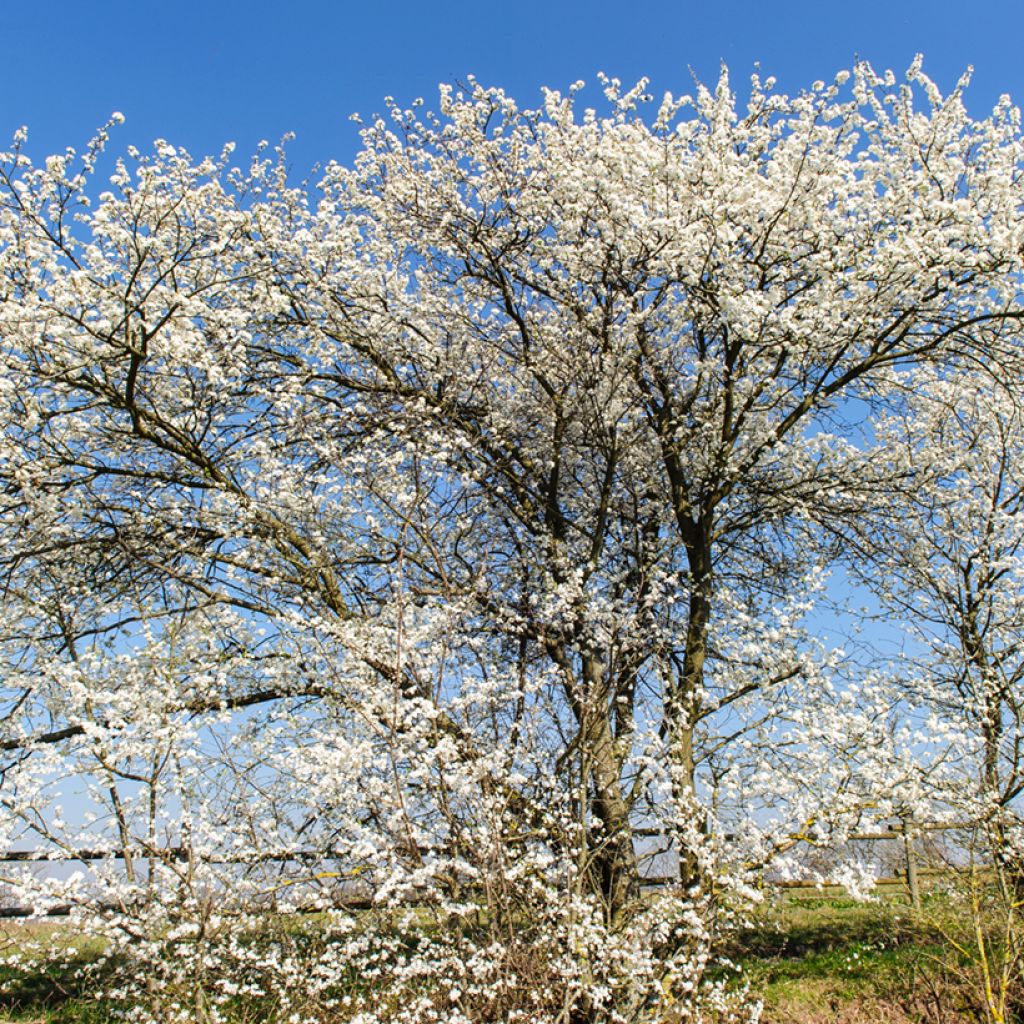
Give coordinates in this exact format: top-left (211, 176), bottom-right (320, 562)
top-left (4, 0), bottom-right (1023, 172)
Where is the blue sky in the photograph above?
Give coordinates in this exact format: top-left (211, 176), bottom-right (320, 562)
top-left (4, 0), bottom-right (1024, 172)
top-left (1, 0), bottom-right (1012, 853)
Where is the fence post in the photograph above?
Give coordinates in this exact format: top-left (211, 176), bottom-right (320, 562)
top-left (903, 819), bottom-right (921, 912)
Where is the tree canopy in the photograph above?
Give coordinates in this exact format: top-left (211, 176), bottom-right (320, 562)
top-left (1, 60), bottom-right (1023, 1023)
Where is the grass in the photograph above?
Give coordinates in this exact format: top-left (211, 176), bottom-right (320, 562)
top-left (724, 891), bottom-right (994, 1023)
top-left (0, 925), bottom-right (110, 1024)
top-left (0, 891), bottom-right (1008, 1022)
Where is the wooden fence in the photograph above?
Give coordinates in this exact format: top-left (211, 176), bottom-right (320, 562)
top-left (0, 820), bottom-right (971, 918)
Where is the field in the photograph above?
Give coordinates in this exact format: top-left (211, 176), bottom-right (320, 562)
top-left (728, 893), bottom-right (972, 1024)
top-left (0, 887), bottom-right (1010, 1023)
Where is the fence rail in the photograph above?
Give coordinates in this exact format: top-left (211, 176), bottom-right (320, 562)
top-left (0, 820), bottom-right (976, 917)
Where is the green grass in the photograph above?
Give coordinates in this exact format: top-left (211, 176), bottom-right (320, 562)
top-left (735, 902), bottom-right (916, 996)
top-left (0, 928), bottom-right (111, 1023)
top-left (720, 890), bottom-right (1000, 1023)
top-left (0, 893), bottom-right (1005, 1023)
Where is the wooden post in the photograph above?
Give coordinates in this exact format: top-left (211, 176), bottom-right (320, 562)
top-left (903, 819), bottom-right (921, 912)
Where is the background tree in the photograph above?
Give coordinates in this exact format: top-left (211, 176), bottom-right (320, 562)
top-left (845, 372), bottom-right (1024, 1024)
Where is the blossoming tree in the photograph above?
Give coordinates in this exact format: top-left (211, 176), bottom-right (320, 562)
top-left (0, 58), bottom-right (1022, 1022)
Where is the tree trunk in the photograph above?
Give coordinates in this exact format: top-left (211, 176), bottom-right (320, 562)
top-left (580, 654), bottom-right (640, 927)
top-left (587, 715), bottom-right (640, 926)
top-left (669, 525), bottom-right (713, 890)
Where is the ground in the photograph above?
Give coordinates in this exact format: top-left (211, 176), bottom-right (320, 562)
top-left (0, 889), bottom-right (1004, 1022)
